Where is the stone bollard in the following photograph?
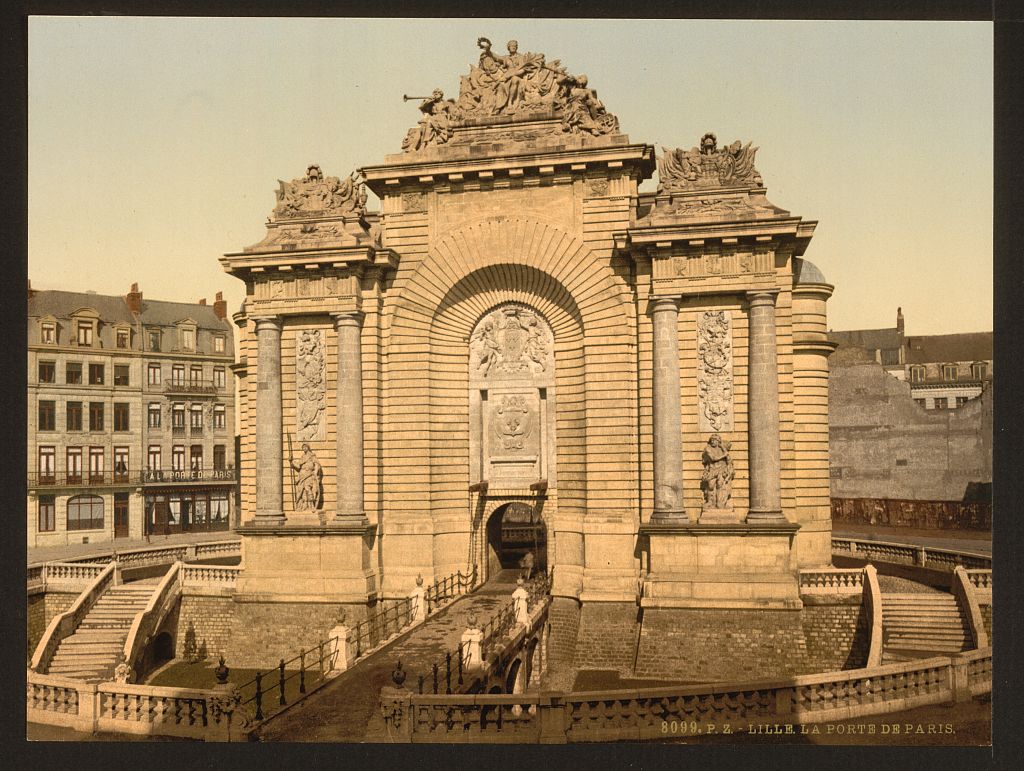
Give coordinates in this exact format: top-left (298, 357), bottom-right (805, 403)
top-left (327, 609), bottom-right (354, 677)
top-left (411, 575), bottom-right (427, 622)
top-left (461, 612), bottom-right (483, 670)
top-left (513, 577), bottom-right (530, 626)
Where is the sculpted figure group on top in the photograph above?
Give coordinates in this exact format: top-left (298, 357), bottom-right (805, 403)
top-left (402, 37), bottom-right (620, 152)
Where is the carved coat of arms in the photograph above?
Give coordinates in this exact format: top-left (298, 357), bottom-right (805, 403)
top-left (493, 395), bottom-right (533, 452)
top-left (658, 133), bottom-right (763, 193)
top-left (470, 305), bottom-right (551, 377)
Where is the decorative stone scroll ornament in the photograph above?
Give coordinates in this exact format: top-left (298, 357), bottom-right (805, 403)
top-left (701, 434), bottom-right (735, 511)
top-left (272, 164), bottom-right (367, 220)
top-left (291, 443), bottom-right (323, 511)
top-left (657, 133), bottom-right (764, 193)
top-left (295, 329), bottom-right (326, 441)
top-left (697, 310), bottom-right (734, 432)
top-left (469, 304), bottom-right (551, 377)
top-left (401, 38), bottom-right (620, 151)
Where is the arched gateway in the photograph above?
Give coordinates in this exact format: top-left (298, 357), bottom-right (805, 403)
top-left (219, 36), bottom-right (836, 679)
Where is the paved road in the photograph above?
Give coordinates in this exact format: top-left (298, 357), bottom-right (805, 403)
top-left (28, 529), bottom-right (239, 566)
top-left (256, 570), bottom-right (523, 742)
top-left (834, 528), bottom-right (991, 556)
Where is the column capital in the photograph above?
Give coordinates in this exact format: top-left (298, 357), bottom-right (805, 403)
top-left (331, 310), bottom-right (365, 329)
top-left (251, 315), bottom-right (283, 331)
top-left (746, 289), bottom-right (780, 307)
top-left (649, 296), bottom-right (681, 312)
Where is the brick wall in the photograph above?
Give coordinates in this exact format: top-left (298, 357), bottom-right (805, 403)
top-left (547, 597), bottom-right (580, 667)
top-left (27, 591), bottom-right (81, 662)
top-left (634, 609), bottom-right (809, 681)
top-left (573, 602), bottom-right (640, 675)
top-left (224, 600), bottom-right (364, 669)
top-left (176, 595), bottom-right (237, 661)
top-left (801, 601), bottom-right (870, 672)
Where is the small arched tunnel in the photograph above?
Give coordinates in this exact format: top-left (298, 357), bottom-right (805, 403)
top-left (485, 501), bottom-right (547, 582)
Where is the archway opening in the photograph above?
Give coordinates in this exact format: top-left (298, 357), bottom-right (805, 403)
top-left (485, 501), bottom-right (547, 584)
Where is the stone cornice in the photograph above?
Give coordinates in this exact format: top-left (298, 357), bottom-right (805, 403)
top-left (638, 521), bottom-right (801, 537)
top-left (219, 244), bottom-right (397, 277)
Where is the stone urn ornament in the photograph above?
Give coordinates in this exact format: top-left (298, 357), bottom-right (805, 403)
top-left (392, 659), bottom-right (407, 688)
top-left (215, 655), bottom-right (230, 685)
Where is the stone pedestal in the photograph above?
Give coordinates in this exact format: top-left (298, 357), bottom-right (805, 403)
top-left (639, 521), bottom-right (802, 609)
top-left (326, 623), bottom-right (353, 676)
top-left (698, 507), bottom-right (738, 524)
top-left (235, 521), bottom-right (377, 603)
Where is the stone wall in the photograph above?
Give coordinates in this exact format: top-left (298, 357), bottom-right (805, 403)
top-left (27, 591), bottom-right (80, 657)
top-left (223, 600), bottom-right (362, 669)
top-left (573, 602), bottom-right (640, 675)
top-left (547, 597), bottom-right (581, 668)
top-left (829, 345), bottom-right (992, 502)
top-left (633, 609), bottom-right (809, 681)
top-left (801, 600), bottom-right (870, 672)
top-left (176, 595), bottom-right (236, 661)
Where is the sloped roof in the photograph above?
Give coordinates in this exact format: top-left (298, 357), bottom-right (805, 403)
top-left (828, 326), bottom-right (901, 353)
top-left (29, 289), bottom-right (230, 331)
top-left (905, 332), bottom-right (993, 364)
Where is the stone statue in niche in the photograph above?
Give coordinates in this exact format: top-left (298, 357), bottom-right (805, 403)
top-left (701, 434), bottom-right (734, 510)
top-left (295, 329), bottom-right (326, 441)
top-left (470, 305), bottom-right (551, 378)
top-left (291, 443), bottom-right (323, 511)
top-left (697, 310), bottom-right (733, 432)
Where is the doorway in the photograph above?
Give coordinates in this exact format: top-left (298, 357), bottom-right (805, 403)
top-left (485, 501), bottom-right (547, 580)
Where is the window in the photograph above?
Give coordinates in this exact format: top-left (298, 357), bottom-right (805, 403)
top-left (66, 362), bottom-right (82, 384)
top-left (116, 328), bottom-right (130, 349)
top-left (909, 365), bottom-right (926, 383)
top-left (942, 364), bottom-right (958, 382)
top-left (148, 330), bottom-right (161, 352)
top-left (934, 397), bottom-right (949, 410)
top-left (147, 445), bottom-right (162, 470)
top-left (210, 492), bottom-right (229, 524)
top-left (38, 496), bottom-right (55, 532)
top-left (190, 445), bottom-right (203, 474)
top-left (181, 328), bottom-right (195, 351)
top-left (172, 403), bottom-right (185, 429)
top-left (148, 362), bottom-right (161, 386)
top-left (89, 402), bottom-right (104, 431)
top-left (66, 447), bottom-right (82, 484)
top-left (114, 403), bottom-right (130, 431)
top-left (67, 494), bottom-right (104, 530)
top-left (214, 335), bottom-right (225, 353)
top-left (88, 363), bottom-right (105, 385)
top-left (214, 367), bottom-right (226, 389)
top-left (114, 447), bottom-right (129, 481)
top-left (971, 362), bottom-right (988, 381)
top-left (77, 321), bottom-right (93, 346)
top-left (148, 402), bottom-right (161, 428)
top-left (213, 445), bottom-right (226, 471)
top-left (172, 364), bottom-right (185, 386)
top-left (172, 445), bottom-right (185, 472)
top-left (66, 401), bottom-right (83, 431)
top-left (214, 404), bottom-right (226, 430)
top-left (41, 322), bottom-right (56, 344)
top-left (38, 361), bottom-right (55, 383)
top-left (38, 446), bottom-right (55, 484)
top-left (914, 398), bottom-right (926, 409)
top-left (114, 365), bottom-right (130, 386)
top-left (38, 400), bottom-right (55, 431)
top-left (956, 396), bottom-right (969, 407)
top-left (190, 404), bottom-right (203, 430)
top-left (89, 447), bottom-right (105, 483)
top-left (190, 365), bottom-right (203, 385)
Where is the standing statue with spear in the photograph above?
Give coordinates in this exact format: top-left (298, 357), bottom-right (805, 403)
top-left (288, 434), bottom-right (323, 512)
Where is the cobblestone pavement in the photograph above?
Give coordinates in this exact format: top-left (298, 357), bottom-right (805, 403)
top-left (256, 570), bottom-right (524, 742)
top-left (27, 529), bottom-right (239, 565)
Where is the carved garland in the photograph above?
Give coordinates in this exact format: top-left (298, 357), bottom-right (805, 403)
top-left (697, 310), bottom-right (733, 432)
top-left (295, 329), bottom-right (326, 442)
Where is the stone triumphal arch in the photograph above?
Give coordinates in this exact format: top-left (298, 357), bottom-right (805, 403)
top-left (219, 36), bottom-right (836, 674)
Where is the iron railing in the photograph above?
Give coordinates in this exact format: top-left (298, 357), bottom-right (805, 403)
top-left (236, 638), bottom-right (338, 723)
top-left (424, 566), bottom-right (478, 612)
top-left (352, 596), bottom-right (419, 659)
top-left (164, 379), bottom-right (220, 395)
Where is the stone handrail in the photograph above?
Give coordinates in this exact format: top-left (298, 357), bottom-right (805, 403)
top-left (952, 566), bottom-right (988, 649)
top-left (193, 540), bottom-right (242, 559)
top-left (863, 564), bottom-right (883, 667)
top-left (31, 561), bottom-right (119, 673)
top-left (26, 670), bottom-right (244, 741)
top-left (29, 539), bottom-right (242, 571)
top-left (798, 568), bottom-right (864, 594)
top-left (832, 537), bottom-right (990, 570)
top-left (383, 647), bottom-right (992, 743)
top-left (966, 569), bottom-right (992, 595)
top-left (123, 561), bottom-right (183, 680)
top-left (28, 562), bottom-right (108, 594)
top-left (181, 564), bottom-right (241, 590)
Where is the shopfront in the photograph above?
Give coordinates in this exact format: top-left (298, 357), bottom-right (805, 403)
top-left (144, 488), bottom-right (231, 535)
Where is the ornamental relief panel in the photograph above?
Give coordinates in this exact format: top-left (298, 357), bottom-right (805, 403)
top-left (697, 310), bottom-right (734, 433)
top-left (490, 394), bottom-right (536, 455)
top-left (254, 273), bottom-right (346, 301)
top-left (469, 303), bottom-right (553, 382)
top-left (295, 329), bottom-right (326, 442)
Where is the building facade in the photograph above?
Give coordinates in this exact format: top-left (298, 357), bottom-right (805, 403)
top-left (829, 308), bottom-right (992, 410)
top-left (27, 283), bottom-right (237, 548)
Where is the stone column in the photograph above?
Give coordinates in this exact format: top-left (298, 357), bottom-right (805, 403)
top-left (333, 311), bottom-right (367, 524)
top-left (650, 297), bottom-right (685, 521)
top-left (746, 290), bottom-right (784, 522)
top-left (254, 316), bottom-right (285, 525)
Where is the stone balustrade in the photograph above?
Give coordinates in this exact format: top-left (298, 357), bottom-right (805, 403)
top-left (797, 568), bottom-right (864, 594)
top-left (27, 670), bottom-right (244, 741)
top-left (28, 562), bottom-right (108, 595)
top-left (123, 562), bottom-right (183, 679)
top-left (832, 538), bottom-right (990, 570)
top-left (382, 647), bottom-right (992, 743)
top-left (966, 569), bottom-right (992, 591)
top-left (181, 565), bottom-right (242, 590)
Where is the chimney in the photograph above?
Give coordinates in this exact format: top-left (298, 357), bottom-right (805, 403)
top-left (28, 278), bottom-right (34, 300)
top-left (213, 291), bottom-right (227, 321)
top-left (126, 282), bottom-right (143, 314)
top-left (896, 306), bottom-right (905, 336)
top-left (198, 298), bottom-right (207, 306)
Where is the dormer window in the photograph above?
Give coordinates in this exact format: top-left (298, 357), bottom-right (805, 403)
top-left (942, 364), bottom-right (958, 382)
top-left (181, 327), bottom-right (195, 351)
top-left (909, 365), bottom-right (926, 383)
top-left (116, 327), bottom-right (130, 349)
top-left (971, 362), bottom-right (988, 381)
top-left (214, 335), bottom-right (225, 354)
top-left (41, 322), bottom-right (56, 345)
top-left (77, 320), bottom-right (94, 346)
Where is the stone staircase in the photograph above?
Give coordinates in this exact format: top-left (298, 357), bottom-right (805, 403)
top-left (881, 592), bottom-right (973, 664)
top-left (46, 578), bottom-right (161, 682)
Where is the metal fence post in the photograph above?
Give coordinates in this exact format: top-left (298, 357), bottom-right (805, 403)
top-left (299, 651), bottom-right (306, 694)
top-left (457, 643), bottom-right (464, 686)
top-left (278, 659), bottom-right (287, 706)
top-left (446, 652), bottom-right (452, 694)
top-left (432, 662), bottom-right (439, 694)
top-left (254, 672), bottom-right (264, 721)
